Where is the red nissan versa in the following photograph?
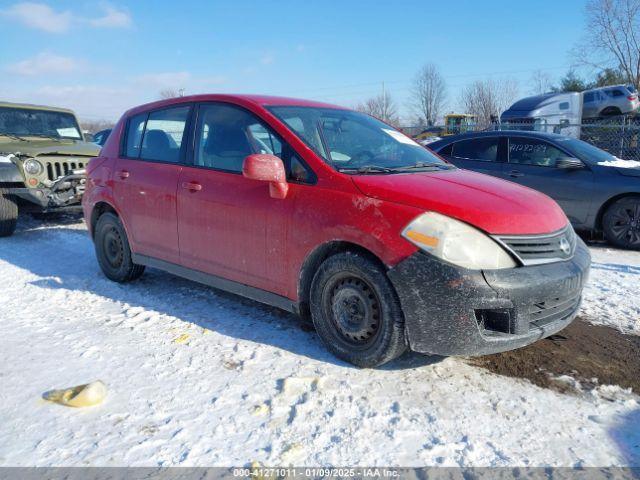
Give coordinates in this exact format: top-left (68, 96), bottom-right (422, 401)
top-left (83, 94), bottom-right (591, 367)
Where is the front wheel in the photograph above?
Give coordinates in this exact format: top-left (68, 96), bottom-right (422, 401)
top-left (0, 189), bottom-right (18, 237)
top-left (310, 252), bottom-right (407, 368)
top-left (94, 212), bottom-right (145, 282)
top-left (603, 197), bottom-right (640, 249)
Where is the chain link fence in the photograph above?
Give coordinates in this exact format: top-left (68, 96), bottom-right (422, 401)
top-left (405, 117), bottom-right (640, 161)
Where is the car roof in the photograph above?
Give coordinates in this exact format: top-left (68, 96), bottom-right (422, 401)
top-left (429, 130), bottom-right (573, 148)
top-left (584, 84), bottom-right (631, 92)
top-left (0, 100), bottom-right (76, 114)
top-left (123, 94), bottom-right (349, 117)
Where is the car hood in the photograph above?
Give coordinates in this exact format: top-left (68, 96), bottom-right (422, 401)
top-left (351, 169), bottom-right (568, 235)
top-left (615, 167), bottom-right (640, 177)
top-left (0, 137), bottom-right (100, 157)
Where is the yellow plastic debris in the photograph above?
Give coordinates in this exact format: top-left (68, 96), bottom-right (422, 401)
top-left (43, 380), bottom-right (107, 407)
top-left (251, 403), bottom-right (270, 416)
top-left (173, 333), bottom-right (190, 344)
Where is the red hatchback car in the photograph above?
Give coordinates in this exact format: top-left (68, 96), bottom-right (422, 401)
top-left (83, 94), bottom-right (590, 367)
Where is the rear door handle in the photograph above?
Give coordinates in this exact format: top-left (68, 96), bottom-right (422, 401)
top-left (182, 181), bottom-right (202, 192)
top-left (509, 170), bottom-right (524, 178)
top-left (117, 170), bottom-right (130, 179)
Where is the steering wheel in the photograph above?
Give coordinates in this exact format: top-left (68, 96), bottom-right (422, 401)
top-left (349, 150), bottom-right (375, 165)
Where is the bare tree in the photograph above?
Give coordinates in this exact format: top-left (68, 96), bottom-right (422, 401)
top-left (355, 92), bottom-right (400, 126)
top-left (529, 70), bottom-right (554, 95)
top-left (459, 78), bottom-right (519, 127)
top-left (410, 64), bottom-right (447, 126)
top-left (573, 0), bottom-right (640, 87)
top-left (158, 88), bottom-right (184, 99)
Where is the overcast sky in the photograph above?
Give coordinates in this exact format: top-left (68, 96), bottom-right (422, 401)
top-left (0, 0), bottom-right (589, 122)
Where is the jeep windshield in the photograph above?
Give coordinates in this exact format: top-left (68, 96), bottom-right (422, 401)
top-left (0, 107), bottom-right (82, 140)
top-left (268, 106), bottom-right (451, 174)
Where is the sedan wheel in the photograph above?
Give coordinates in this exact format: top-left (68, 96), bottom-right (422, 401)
top-left (603, 197), bottom-right (640, 249)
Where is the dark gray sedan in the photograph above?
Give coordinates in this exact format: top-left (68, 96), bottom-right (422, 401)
top-left (429, 131), bottom-right (640, 249)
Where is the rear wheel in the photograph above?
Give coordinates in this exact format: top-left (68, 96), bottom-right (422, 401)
top-left (310, 252), bottom-right (407, 368)
top-left (94, 212), bottom-right (145, 282)
top-left (601, 106), bottom-right (622, 117)
top-left (0, 188), bottom-right (18, 237)
top-left (603, 197), bottom-right (640, 249)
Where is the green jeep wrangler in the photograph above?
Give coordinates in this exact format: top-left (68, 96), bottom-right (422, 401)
top-left (0, 102), bottom-right (100, 237)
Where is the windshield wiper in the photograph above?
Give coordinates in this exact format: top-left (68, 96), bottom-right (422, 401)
top-left (337, 165), bottom-right (397, 174)
top-left (0, 133), bottom-right (27, 142)
top-left (27, 133), bottom-right (62, 141)
top-left (394, 162), bottom-right (453, 172)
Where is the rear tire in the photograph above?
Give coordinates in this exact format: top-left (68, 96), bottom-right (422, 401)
top-left (603, 197), bottom-right (640, 249)
top-left (0, 188), bottom-right (18, 238)
top-left (94, 212), bottom-right (145, 282)
top-left (310, 252), bottom-right (407, 368)
top-left (601, 106), bottom-right (622, 117)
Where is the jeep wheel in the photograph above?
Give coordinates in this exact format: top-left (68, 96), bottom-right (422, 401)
top-left (310, 252), bottom-right (407, 368)
top-left (94, 212), bottom-right (145, 282)
top-left (0, 188), bottom-right (18, 237)
top-left (603, 197), bottom-right (640, 249)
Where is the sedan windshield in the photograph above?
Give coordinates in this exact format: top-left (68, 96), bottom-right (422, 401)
top-left (268, 106), bottom-right (451, 173)
top-left (0, 107), bottom-right (82, 140)
top-left (555, 137), bottom-right (615, 164)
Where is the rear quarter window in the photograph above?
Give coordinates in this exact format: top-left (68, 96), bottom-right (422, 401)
top-left (124, 113), bottom-right (147, 158)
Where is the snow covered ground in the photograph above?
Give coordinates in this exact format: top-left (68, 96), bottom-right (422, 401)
top-left (0, 217), bottom-right (638, 467)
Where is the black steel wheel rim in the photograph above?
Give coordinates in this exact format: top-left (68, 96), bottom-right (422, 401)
top-left (609, 202), bottom-right (640, 247)
top-left (323, 274), bottom-right (381, 348)
top-left (103, 226), bottom-right (124, 269)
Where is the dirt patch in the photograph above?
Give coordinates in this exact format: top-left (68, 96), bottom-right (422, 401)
top-left (469, 318), bottom-right (640, 394)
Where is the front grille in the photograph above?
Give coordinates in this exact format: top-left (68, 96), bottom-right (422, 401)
top-left (44, 160), bottom-right (87, 181)
top-left (494, 226), bottom-right (577, 266)
top-left (528, 293), bottom-right (581, 328)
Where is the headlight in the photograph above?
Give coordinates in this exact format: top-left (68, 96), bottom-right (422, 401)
top-left (401, 212), bottom-right (517, 270)
top-left (23, 158), bottom-right (43, 175)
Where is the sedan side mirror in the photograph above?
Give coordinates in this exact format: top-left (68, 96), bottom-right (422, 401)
top-left (556, 157), bottom-right (584, 169)
top-left (242, 154), bottom-right (289, 199)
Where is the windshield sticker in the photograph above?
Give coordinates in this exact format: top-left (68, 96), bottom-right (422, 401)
top-left (56, 128), bottom-right (81, 138)
top-left (0, 153), bottom-right (16, 163)
top-left (382, 128), bottom-right (420, 146)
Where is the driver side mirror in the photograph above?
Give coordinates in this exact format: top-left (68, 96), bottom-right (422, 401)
top-left (556, 157), bottom-right (584, 170)
top-left (242, 154), bottom-right (289, 199)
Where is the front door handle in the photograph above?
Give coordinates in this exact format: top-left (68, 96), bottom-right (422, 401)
top-left (509, 170), bottom-right (524, 178)
top-left (117, 170), bottom-right (130, 179)
top-left (182, 181), bottom-right (202, 192)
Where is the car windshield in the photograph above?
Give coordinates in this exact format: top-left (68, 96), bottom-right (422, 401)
top-left (0, 107), bottom-right (82, 140)
top-left (555, 137), bottom-right (615, 164)
top-left (268, 106), bottom-right (451, 173)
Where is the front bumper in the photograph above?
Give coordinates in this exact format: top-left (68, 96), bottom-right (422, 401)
top-left (7, 171), bottom-right (85, 211)
top-left (387, 238), bottom-right (591, 356)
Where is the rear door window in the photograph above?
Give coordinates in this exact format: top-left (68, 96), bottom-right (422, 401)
top-left (508, 137), bottom-right (565, 167)
top-left (451, 138), bottom-right (499, 162)
top-left (140, 106), bottom-right (190, 163)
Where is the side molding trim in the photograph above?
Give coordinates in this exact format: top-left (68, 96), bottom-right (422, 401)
top-left (132, 254), bottom-right (298, 313)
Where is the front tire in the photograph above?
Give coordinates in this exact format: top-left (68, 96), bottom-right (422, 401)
top-left (0, 188), bottom-right (18, 238)
top-left (94, 212), bottom-right (145, 282)
top-left (310, 252), bottom-right (407, 368)
top-left (603, 197), bottom-right (640, 249)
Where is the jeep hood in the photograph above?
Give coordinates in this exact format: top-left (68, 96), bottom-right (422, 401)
top-left (0, 137), bottom-right (99, 157)
top-left (352, 169), bottom-right (568, 235)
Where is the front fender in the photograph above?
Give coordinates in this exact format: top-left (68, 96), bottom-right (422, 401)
top-left (0, 162), bottom-right (23, 184)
